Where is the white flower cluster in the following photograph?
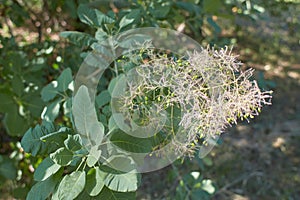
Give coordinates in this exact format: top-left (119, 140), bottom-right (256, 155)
top-left (119, 46), bottom-right (272, 156)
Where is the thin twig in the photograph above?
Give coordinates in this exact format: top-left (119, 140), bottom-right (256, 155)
top-left (215, 171), bottom-right (264, 195)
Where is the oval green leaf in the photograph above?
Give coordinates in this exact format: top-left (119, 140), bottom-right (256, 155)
top-left (85, 167), bottom-right (105, 196)
top-left (34, 157), bottom-right (61, 181)
top-left (50, 147), bottom-right (73, 166)
top-left (56, 171), bottom-right (86, 200)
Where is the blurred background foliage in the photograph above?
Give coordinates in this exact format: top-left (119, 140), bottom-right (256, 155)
top-left (0, 0), bottom-right (299, 199)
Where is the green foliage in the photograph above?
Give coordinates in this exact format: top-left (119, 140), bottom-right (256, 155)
top-left (0, 45), bottom-right (45, 136)
top-left (34, 157), bottom-right (61, 181)
top-left (85, 167), bottom-right (105, 196)
top-left (96, 186), bottom-right (136, 200)
top-left (64, 134), bottom-right (82, 152)
top-left (50, 147), bottom-right (74, 166)
top-left (72, 85), bottom-right (104, 150)
top-left (0, 0), bottom-right (284, 199)
top-left (60, 31), bottom-right (97, 47)
top-left (109, 129), bottom-right (154, 153)
top-left (77, 4), bottom-right (115, 27)
top-left (40, 67), bottom-right (74, 122)
top-left (26, 171), bottom-right (62, 200)
top-left (0, 155), bottom-right (18, 180)
top-left (41, 68), bottom-right (73, 102)
top-left (175, 171), bottom-right (215, 200)
top-left (21, 121), bottom-right (67, 156)
top-left (103, 170), bottom-right (139, 192)
top-left (19, 119), bottom-right (140, 199)
top-left (15, 2), bottom-right (223, 199)
top-left (55, 171), bottom-right (86, 200)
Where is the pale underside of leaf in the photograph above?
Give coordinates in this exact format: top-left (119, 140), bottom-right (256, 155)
top-left (57, 171), bottom-right (86, 200)
top-left (72, 85), bottom-right (104, 152)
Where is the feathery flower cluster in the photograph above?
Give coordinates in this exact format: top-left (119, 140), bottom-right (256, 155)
top-left (118, 46), bottom-right (272, 156)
